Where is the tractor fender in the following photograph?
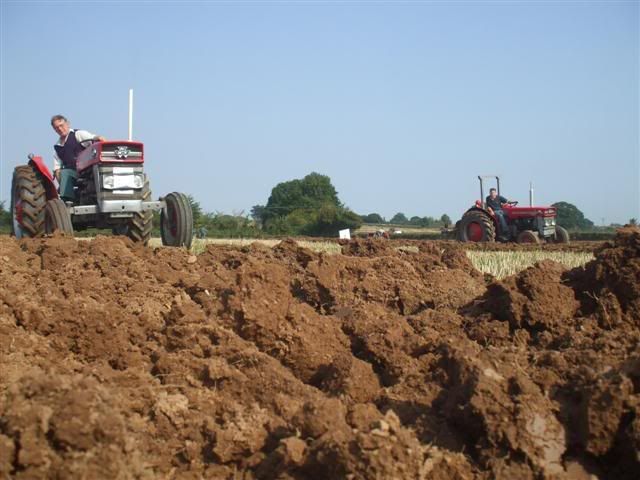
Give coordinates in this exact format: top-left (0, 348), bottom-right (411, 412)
top-left (28, 154), bottom-right (59, 200)
top-left (462, 206), bottom-right (498, 228)
top-left (465, 206), bottom-right (497, 220)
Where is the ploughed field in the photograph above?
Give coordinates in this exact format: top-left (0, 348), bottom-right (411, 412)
top-left (0, 230), bottom-right (639, 479)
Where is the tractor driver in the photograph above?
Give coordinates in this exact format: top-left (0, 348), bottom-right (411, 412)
top-left (486, 188), bottom-right (510, 240)
top-left (51, 114), bottom-right (106, 201)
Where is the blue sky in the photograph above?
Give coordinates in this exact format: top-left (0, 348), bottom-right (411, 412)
top-left (1, 1), bottom-right (638, 225)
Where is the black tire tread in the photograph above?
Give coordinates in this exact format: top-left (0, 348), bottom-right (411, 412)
top-left (456, 209), bottom-right (496, 242)
top-left (127, 177), bottom-right (153, 245)
top-left (11, 165), bottom-right (47, 238)
top-left (161, 192), bottom-right (193, 248)
top-left (517, 230), bottom-right (540, 244)
top-left (554, 225), bottom-right (570, 244)
top-left (45, 198), bottom-right (74, 235)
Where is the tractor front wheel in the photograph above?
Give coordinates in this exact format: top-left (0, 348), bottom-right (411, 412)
top-left (554, 225), bottom-right (570, 244)
top-left (127, 175), bottom-right (153, 245)
top-left (11, 165), bottom-right (47, 238)
top-left (456, 210), bottom-right (496, 242)
top-left (44, 198), bottom-right (74, 235)
top-left (161, 192), bottom-right (193, 248)
top-left (517, 230), bottom-right (540, 244)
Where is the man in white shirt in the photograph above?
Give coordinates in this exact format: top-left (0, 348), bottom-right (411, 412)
top-left (51, 114), bottom-right (105, 200)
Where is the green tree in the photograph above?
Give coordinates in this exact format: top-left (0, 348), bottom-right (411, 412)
top-left (308, 204), bottom-right (362, 236)
top-left (263, 172), bottom-right (340, 222)
top-left (250, 205), bottom-right (266, 228)
top-left (198, 212), bottom-right (260, 237)
top-left (186, 195), bottom-right (203, 226)
top-left (0, 200), bottom-right (12, 231)
top-left (422, 216), bottom-right (436, 227)
top-left (261, 172), bottom-right (361, 236)
top-left (361, 213), bottom-right (385, 224)
top-left (629, 218), bottom-right (638, 226)
top-left (440, 214), bottom-right (452, 228)
top-left (552, 202), bottom-right (594, 230)
top-left (390, 212), bottom-right (408, 225)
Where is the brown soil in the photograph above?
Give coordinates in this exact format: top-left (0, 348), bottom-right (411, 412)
top-left (1, 229), bottom-right (638, 479)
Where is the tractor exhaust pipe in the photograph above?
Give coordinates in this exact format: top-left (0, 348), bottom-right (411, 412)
top-left (128, 89), bottom-right (133, 141)
top-left (529, 182), bottom-right (534, 207)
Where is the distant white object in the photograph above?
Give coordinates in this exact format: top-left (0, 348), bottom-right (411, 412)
top-left (339, 229), bottom-right (351, 239)
top-left (394, 230), bottom-right (402, 234)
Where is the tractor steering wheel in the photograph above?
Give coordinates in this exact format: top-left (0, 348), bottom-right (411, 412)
top-left (506, 201), bottom-right (518, 206)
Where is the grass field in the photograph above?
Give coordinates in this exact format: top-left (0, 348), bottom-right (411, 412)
top-left (149, 238), bottom-right (594, 280)
top-left (466, 250), bottom-right (593, 279)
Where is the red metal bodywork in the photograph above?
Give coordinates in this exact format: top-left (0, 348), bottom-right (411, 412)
top-left (467, 203), bottom-right (557, 239)
top-left (28, 155), bottom-right (58, 200)
top-left (76, 141), bottom-right (144, 173)
top-left (503, 205), bottom-right (557, 220)
top-left (473, 201), bottom-right (557, 222)
top-left (467, 222), bottom-right (484, 242)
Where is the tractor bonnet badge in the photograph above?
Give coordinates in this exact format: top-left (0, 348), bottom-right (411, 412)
top-left (115, 146), bottom-right (130, 159)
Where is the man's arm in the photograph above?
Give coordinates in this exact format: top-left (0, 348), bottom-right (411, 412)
top-left (499, 195), bottom-right (509, 205)
top-left (75, 130), bottom-right (106, 143)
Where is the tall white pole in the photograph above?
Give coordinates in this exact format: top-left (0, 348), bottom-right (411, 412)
top-left (529, 181), bottom-right (534, 207)
top-left (128, 89), bottom-right (133, 141)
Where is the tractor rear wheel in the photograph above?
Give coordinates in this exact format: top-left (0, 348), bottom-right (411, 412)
top-left (456, 210), bottom-right (496, 242)
top-left (127, 175), bottom-right (153, 245)
top-left (517, 230), bottom-right (540, 244)
top-left (161, 192), bottom-right (193, 248)
top-left (11, 165), bottom-right (47, 238)
top-left (554, 225), bottom-right (570, 244)
top-left (44, 198), bottom-right (74, 235)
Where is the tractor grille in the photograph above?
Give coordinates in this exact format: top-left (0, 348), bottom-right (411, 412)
top-left (97, 165), bottom-right (147, 203)
top-left (101, 144), bottom-right (143, 159)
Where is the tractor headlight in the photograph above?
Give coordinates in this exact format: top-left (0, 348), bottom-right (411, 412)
top-left (103, 174), bottom-right (115, 189)
top-left (133, 174), bottom-right (144, 188)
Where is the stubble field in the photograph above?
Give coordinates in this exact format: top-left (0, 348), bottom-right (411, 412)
top-left (1, 230), bottom-right (638, 479)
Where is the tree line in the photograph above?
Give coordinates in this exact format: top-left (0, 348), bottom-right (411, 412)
top-left (187, 173), bottom-right (613, 237)
top-left (1, 173), bottom-right (635, 236)
top-left (361, 212), bottom-right (452, 228)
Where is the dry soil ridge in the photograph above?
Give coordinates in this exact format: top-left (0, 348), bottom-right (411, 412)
top-left (0, 229), bottom-right (638, 479)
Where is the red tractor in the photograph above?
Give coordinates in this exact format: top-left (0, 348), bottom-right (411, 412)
top-left (456, 176), bottom-right (569, 244)
top-left (10, 139), bottom-right (193, 247)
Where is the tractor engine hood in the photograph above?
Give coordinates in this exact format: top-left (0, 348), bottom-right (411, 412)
top-left (76, 141), bottom-right (144, 172)
top-left (503, 205), bottom-right (557, 218)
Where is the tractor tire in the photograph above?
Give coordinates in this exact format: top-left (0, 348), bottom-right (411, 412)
top-left (517, 230), bottom-right (540, 244)
top-left (456, 210), bottom-right (496, 242)
top-left (10, 165), bottom-right (47, 238)
top-left (161, 192), bottom-right (193, 248)
top-left (44, 198), bottom-right (74, 235)
top-left (554, 225), bottom-right (570, 244)
top-left (127, 176), bottom-right (153, 245)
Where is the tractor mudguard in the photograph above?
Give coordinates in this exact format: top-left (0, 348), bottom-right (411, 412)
top-left (468, 205), bottom-right (496, 219)
top-left (28, 154), bottom-right (59, 200)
